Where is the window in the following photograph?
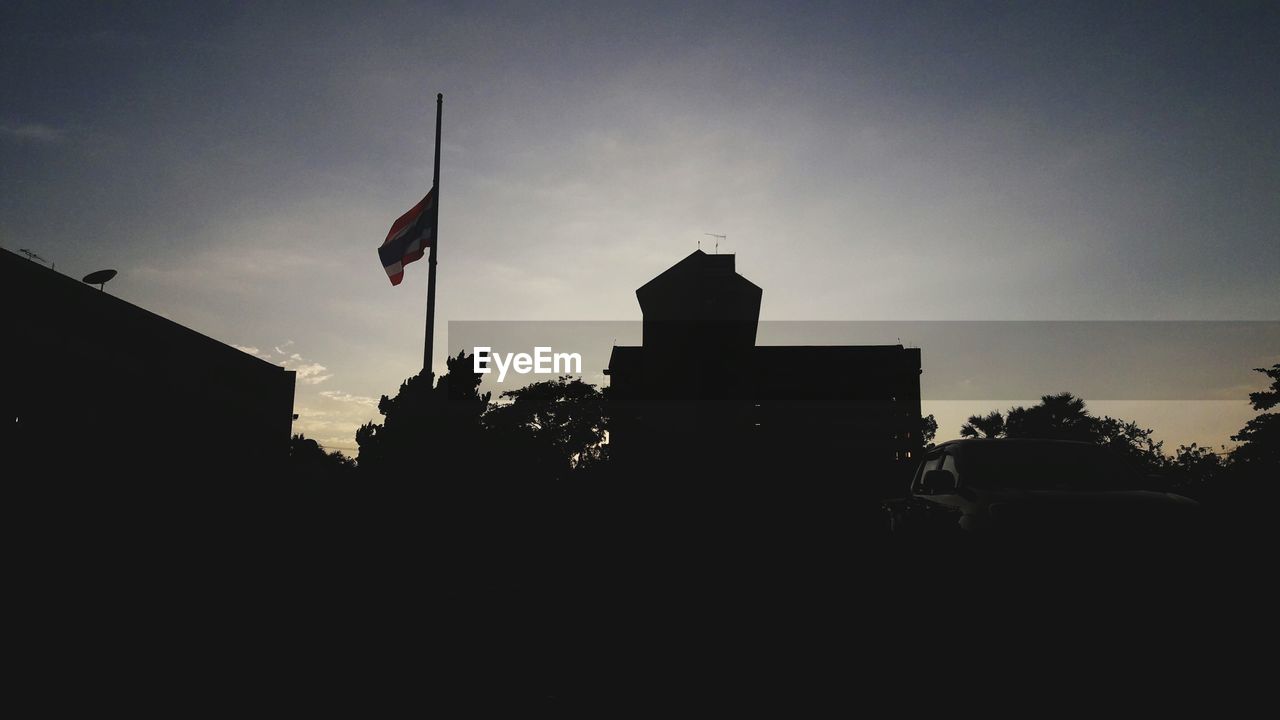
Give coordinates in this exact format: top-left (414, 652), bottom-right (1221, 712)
top-left (941, 453), bottom-right (959, 485)
top-left (911, 454), bottom-right (942, 494)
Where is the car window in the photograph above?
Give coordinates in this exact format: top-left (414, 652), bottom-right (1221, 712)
top-left (912, 454), bottom-right (943, 494)
top-left (941, 454), bottom-right (959, 485)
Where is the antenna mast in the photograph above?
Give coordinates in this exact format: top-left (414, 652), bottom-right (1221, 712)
top-left (703, 233), bottom-right (726, 254)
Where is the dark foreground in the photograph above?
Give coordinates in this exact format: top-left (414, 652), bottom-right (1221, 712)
top-left (11, 470), bottom-right (1272, 712)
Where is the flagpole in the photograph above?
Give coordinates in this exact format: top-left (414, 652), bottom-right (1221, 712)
top-left (424, 93), bottom-right (442, 375)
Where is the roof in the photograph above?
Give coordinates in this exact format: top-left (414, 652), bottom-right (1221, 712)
top-left (635, 250), bottom-right (753, 297)
top-left (635, 250), bottom-right (763, 321)
top-left (607, 344), bottom-right (920, 372)
top-left (2, 247), bottom-right (288, 377)
top-left (605, 345), bottom-right (642, 376)
top-left (933, 438), bottom-right (1099, 450)
top-left (753, 344), bottom-right (920, 366)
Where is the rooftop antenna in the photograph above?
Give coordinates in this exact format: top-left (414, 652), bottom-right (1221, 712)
top-left (82, 269), bottom-right (118, 293)
top-left (704, 233), bottom-right (726, 254)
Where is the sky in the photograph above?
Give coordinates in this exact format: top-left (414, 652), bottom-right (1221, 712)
top-left (3, 1), bottom-right (1278, 454)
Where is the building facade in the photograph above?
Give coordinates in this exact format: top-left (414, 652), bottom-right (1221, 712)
top-left (1, 249), bottom-right (295, 481)
top-left (606, 250), bottom-right (922, 490)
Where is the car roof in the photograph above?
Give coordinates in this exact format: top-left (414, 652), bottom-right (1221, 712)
top-left (932, 438), bottom-right (1099, 452)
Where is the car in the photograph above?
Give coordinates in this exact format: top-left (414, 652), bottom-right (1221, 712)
top-left (885, 438), bottom-right (1201, 536)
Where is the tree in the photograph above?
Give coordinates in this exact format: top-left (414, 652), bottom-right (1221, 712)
top-left (960, 411), bottom-right (1006, 439)
top-left (1004, 392), bottom-right (1097, 442)
top-left (289, 433), bottom-right (357, 480)
top-left (920, 414), bottom-right (938, 449)
top-left (354, 351), bottom-right (490, 479)
top-left (955, 393), bottom-right (1163, 471)
top-left (484, 376), bottom-right (609, 480)
top-left (1230, 364), bottom-right (1280, 470)
top-left (1166, 443), bottom-right (1228, 496)
top-left (1092, 415), bottom-right (1163, 471)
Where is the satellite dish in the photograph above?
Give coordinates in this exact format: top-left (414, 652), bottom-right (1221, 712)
top-left (82, 269), bottom-right (117, 292)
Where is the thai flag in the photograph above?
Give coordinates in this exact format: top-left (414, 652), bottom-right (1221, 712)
top-left (378, 188), bottom-right (436, 286)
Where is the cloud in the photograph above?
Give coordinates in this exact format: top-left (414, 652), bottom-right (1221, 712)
top-left (293, 362), bottom-right (332, 385)
top-left (319, 390), bottom-right (378, 407)
top-left (1, 123), bottom-right (65, 143)
top-left (291, 406), bottom-right (366, 452)
top-left (236, 340), bottom-right (331, 383)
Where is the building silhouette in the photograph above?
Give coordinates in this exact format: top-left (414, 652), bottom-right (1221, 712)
top-left (606, 250), bottom-right (922, 489)
top-left (1, 248), bottom-right (295, 480)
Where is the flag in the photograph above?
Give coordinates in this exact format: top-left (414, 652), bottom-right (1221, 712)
top-left (378, 188), bottom-right (436, 286)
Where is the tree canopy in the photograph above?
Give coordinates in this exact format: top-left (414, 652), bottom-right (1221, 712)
top-left (484, 376), bottom-right (609, 480)
top-left (957, 392), bottom-right (1164, 471)
top-left (354, 351), bottom-right (490, 480)
top-left (288, 433), bottom-right (356, 480)
top-left (354, 355), bottom-right (608, 486)
top-left (1230, 364), bottom-right (1280, 470)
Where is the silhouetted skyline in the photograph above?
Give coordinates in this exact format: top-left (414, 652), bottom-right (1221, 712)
top-left (3, 2), bottom-right (1276, 452)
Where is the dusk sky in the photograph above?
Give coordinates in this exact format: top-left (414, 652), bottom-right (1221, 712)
top-left (3, 1), bottom-right (1277, 453)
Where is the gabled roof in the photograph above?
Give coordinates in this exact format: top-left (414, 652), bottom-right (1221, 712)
top-left (635, 250), bottom-right (761, 312)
